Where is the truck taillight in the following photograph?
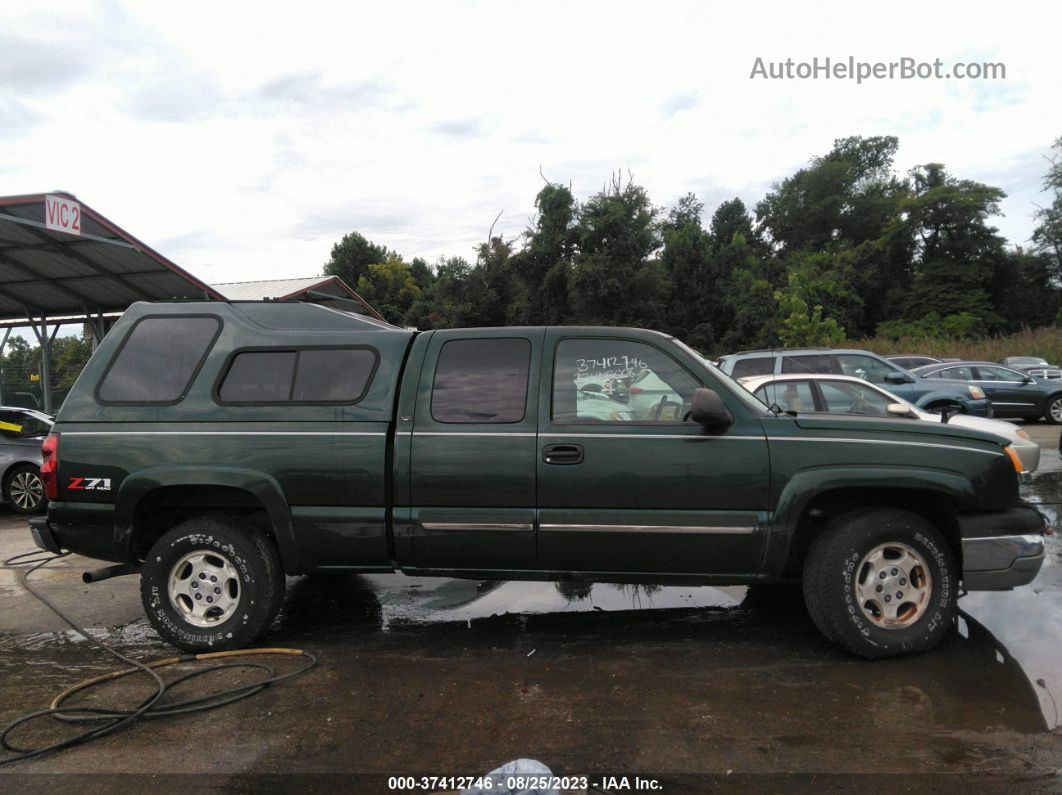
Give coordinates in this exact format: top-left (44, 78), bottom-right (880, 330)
top-left (41, 434), bottom-right (58, 500)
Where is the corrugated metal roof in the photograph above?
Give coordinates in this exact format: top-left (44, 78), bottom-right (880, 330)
top-left (0, 192), bottom-right (223, 323)
top-left (210, 277), bottom-right (336, 301)
top-left (211, 275), bottom-right (384, 320)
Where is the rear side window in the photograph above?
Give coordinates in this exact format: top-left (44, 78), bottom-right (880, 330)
top-left (293, 349), bottom-right (377, 401)
top-left (936, 366), bottom-right (974, 380)
top-left (97, 316), bottom-right (220, 404)
top-left (730, 356), bottom-right (774, 378)
top-left (219, 352), bottom-right (296, 402)
top-left (217, 348), bottom-right (378, 404)
top-left (781, 354), bottom-right (835, 374)
top-left (431, 338), bottom-right (531, 423)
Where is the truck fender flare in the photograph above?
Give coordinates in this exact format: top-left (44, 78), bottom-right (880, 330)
top-left (765, 467), bottom-right (974, 578)
top-left (113, 466), bottom-right (299, 572)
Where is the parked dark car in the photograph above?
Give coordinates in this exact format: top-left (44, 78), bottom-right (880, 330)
top-left (911, 361), bottom-right (1062, 423)
top-left (0, 406), bottom-right (53, 514)
top-left (29, 301), bottom-right (1044, 659)
top-left (886, 355), bottom-right (944, 370)
top-left (1000, 356), bottom-right (1062, 381)
top-left (717, 348), bottom-right (992, 416)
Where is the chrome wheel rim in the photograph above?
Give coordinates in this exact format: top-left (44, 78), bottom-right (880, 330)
top-left (853, 542), bottom-right (932, 629)
top-left (167, 550), bottom-right (241, 627)
top-left (1050, 399), bottom-right (1062, 422)
top-left (9, 470), bottom-right (43, 511)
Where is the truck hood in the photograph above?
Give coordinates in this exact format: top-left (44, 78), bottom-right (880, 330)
top-left (791, 414), bottom-right (1006, 447)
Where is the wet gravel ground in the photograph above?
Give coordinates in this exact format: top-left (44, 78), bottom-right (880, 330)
top-left (1, 430), bottom-right (1061, 791)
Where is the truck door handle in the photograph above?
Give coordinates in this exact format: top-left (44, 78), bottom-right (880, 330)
top-left (543, 444), bottom-right (584, 465)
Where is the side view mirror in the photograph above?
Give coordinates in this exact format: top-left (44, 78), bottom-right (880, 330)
top-left (884, 372), bottom-right (913, 385)
top-left (690, 388), bottom-right (734, 428)
top-left (1022, 376), bottom-right (1034, 384)
top-left (886, 403), bottom-right (914, 418)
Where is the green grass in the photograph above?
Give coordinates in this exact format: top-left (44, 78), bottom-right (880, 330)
top-left (846, 326), bottom-right (1062, 363)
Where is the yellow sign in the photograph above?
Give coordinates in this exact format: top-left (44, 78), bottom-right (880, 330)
top-left (0, 421), bottom-right (22, 433)
top-left (29, 374), bottom-right (40, 382)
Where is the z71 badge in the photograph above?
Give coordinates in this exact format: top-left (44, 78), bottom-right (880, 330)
top-left (67, 476), bottom-right (112, 491)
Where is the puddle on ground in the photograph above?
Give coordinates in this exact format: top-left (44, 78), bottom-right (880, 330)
top-left (955, 470), bottom-right (1062, 729)
top-left (367, 578), bottom-right (747, 627)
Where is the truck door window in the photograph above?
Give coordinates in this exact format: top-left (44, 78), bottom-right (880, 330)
top-left (97, 316), bottom-right (220, 404)
top-left (553, 339), bottom-right (699, 423)
top-left (431, 338), bottom-right (531, 423)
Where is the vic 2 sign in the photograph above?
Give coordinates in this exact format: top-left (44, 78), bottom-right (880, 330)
top-left (45, 194), bottom-right (81, 236)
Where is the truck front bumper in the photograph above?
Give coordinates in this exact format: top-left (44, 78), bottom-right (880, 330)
top-left (960, 507), bottom-right (1046, 590)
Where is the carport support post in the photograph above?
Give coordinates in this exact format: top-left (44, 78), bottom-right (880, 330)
top-left (0, 328), bottom-right (9, 404)
top-left (28, 316), bottom-right (53, 415)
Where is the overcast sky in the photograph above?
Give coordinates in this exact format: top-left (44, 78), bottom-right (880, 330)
top-left (3, 0), bottom-right (1061, 286)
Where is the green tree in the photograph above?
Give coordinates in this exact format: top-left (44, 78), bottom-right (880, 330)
top-left (660, 194), bottom-right (714, 347)
top-left (755, 136), bottom-right (911, 336)
top-left (354, 255), bottom-right (421, 324)
top-left (507, 183), bottom-right (577, 325)
top-left (324, 231), bottom-right (391, 288)
top-left (1033, 135), bottom-right (1062, 280)
top-left (756, 135), bottom-right (904, 253)
top-left (719, 233), bottom-right (780, 352)
top-left (569, 173), bottom-right (667, 327)
top-left (413, 256), bottom-right (479, 328)
top-left (774, 271), bottom-right (847, 347)
top-left (901, 163), bottom-right (1007, 328)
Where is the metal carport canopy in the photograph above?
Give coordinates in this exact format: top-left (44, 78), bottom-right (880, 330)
top-left (0, 191), bottom-right (222, 321)
top-left (0, 192), bottom-right (225, 412)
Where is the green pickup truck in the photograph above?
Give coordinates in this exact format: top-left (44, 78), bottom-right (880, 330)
top-left (30, 301), bottom-right (1046, 658)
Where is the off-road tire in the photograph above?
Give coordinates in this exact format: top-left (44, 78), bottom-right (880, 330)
top-left (140, 517), bottom-right (285, 652)
top-left (802, 509), bottom-right (957, 659)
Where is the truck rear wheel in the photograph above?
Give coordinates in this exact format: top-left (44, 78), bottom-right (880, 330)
top-left (140, 518), bottom-right (285, 652)
top-left (802, 509), bottom-right (957, 658)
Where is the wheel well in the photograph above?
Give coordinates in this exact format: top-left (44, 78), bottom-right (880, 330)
top-left (784, 488), bottom-right (961, 578)
top-left (130, 485), bottom-right (275, 560)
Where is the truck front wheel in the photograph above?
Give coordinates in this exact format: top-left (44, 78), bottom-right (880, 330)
top-left (140, 518), bottom-right (286, 652)
top-left (802, 509), bottom-right (957, 658)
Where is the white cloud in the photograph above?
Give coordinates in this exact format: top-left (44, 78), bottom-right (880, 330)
top-left (1, 0), bottom-right (1060, 282)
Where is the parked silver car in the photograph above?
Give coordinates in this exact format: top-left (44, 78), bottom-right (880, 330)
top-left (739, 374), bottom-right (1041, 473)
top-left (0, 406), bottom-right (53, 514)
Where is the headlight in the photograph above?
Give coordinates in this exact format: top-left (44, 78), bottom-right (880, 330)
top-left (968, 385), bottom-right (986, 399)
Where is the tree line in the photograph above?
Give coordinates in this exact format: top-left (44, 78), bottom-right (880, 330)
top-left (325, 135), bottom-right (1062, 355)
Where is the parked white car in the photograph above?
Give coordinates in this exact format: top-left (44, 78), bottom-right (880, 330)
top-left (739, 373), bottom-right (1041, 472)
